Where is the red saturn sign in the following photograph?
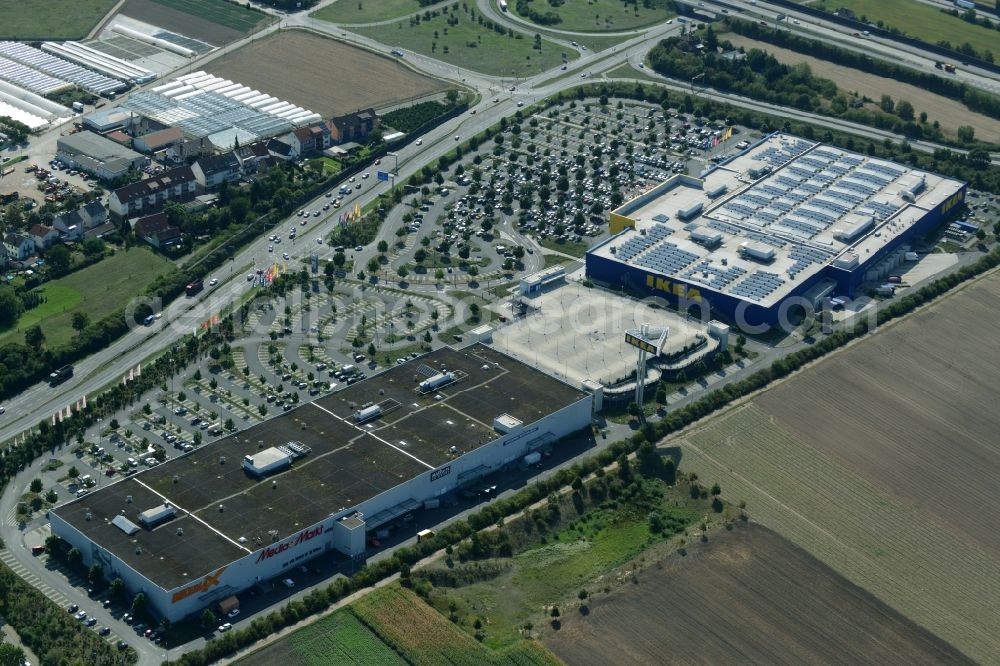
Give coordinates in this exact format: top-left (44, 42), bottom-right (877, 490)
top-left (256, 525), bottom-right (324, 564)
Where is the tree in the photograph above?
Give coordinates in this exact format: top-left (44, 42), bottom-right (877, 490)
top-left (201, 608), bottom-right (216, 628)
top-left (131, 592), bottom-right (148, 616)
top-left (896, 100), bottom-right (914, 122)
top-left (109, 577), bottom-right (125, 601)
top-left (0, 285), bottom-right (21, 328)
top-left (29, 478), bottom-right (42, 493)
top-left (0, 643), bottom-right (25, 666)
top-left (24, 324), bottom-right (44, 349)
top-left (67, 547), bottom-right (82, 568)
top-left (47, 244), bottom-right (72, 274)
top-left (550, 605), bottom-right (560, 617)
top-left (71, 311), bottom-right (89, 332)
top-left (377, 240), bottom-right (388, 255)
top-left (68, 466), bottom-right (79, 479)
top-left (88, 563), bottom-right (104, 586)
top-left (957, 125), bottom-right (975, 143)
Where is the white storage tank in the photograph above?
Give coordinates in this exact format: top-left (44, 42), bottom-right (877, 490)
top-left (353, 405), bottom-right (382, 423)
top-left (419, 372), bottom-right (455, 392)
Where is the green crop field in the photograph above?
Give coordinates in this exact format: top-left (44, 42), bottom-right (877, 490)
top-left (354, 5), bottom-right (574, 76)
top-left (353, 586), bottom-right (559, 666)
top-left (813, 0), bottom-right (1000, 59)
top-left (313, 0), bottom-right (448, 25)
top-left (0, 248), bottom-right (175, 349)
top-left (0, 0), bottom-right (118, 39)
top-left (238, 609), bottom-right (406, 666)
top-left (150, 0), bottom-right (267, 33)
top-left (509, 0), bottom-right (675, 32)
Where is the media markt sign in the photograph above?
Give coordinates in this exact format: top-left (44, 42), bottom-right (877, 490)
top-left (171, 566), bottom-right (227, 604)
top-left (430, 465), bottom-right (451, 482)
top-left (255, 525), bottom-right (325, 564)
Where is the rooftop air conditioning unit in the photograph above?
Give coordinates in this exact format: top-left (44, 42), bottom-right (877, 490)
top-left (126, 495), bottom-right (133, 503)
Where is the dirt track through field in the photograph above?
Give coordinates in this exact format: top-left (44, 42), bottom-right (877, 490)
top-left (207, 30), bottom-right (446, 118)
top-left (544, 523), bottom-right (973, 665)
top-left (724, 34), bottom-right (1000, 143)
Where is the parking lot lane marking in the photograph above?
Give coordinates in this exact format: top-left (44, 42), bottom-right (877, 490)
top-left (309, 401), bottom-right (435, 470)
top-left (131, 479), bottom-right (252, 553)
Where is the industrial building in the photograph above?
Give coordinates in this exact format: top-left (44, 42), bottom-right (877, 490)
top-left (50, 346), bottom-right (594, 622)
top-left (56, 131), bottom-right (145, 181)
top-left (587, 133), bottom-right (966, 327)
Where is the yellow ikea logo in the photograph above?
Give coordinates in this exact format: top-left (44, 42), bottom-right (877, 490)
top-left (646, 274), bottom-right (702, 302)
top-left (625, 333), bottom-right (659, 354)
top-left (940, 190), bottom-right (964, 215)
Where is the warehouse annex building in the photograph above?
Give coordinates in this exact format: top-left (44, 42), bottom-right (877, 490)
top-left (49, 346), bottom-right (594, 621)
top-left (587, 133), bottom-right (966, 327)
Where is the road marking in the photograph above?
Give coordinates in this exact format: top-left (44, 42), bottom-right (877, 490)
top-left (309, 401), bottom-right (435, 470)
top-left (131, 479), bottom-right (252, 553)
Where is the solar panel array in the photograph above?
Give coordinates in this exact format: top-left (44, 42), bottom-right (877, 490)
top-left (615, 223), bottom-right (672, 260)
top-left (681, 262), bottom-right (747, 290)
top-left (731, 271), bottom-right (786, 301)
top-left (635, 241), bottom-right (700, 274)
top-left (0, 41), bottom-right (126, 94)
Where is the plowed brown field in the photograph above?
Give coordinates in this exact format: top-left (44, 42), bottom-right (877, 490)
top-left (544, 523), bottom-right (972, 666)
top-left (207, 30), bottom-right (446, 118)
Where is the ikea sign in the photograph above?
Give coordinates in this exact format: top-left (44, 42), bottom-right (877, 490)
top-left (940, 190), bottom-right (964, 215)
top-left (645, 274), bottom-right (702, 302)
top-left (625, 333), bottom-right (659, 355)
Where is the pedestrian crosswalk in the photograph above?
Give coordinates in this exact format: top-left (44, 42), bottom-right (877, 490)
top-left (0, 549), bottom-right (71, 608)
top-left (4, 506), bottom-right (17, 527)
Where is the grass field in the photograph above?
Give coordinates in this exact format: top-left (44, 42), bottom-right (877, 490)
top-left (118, 0), bottom-right (272, 45)
top-left (238, 608), bottom-right (407, 666)
top-left (313, 0), bottom-right (451, 24)
top-left (353, 5), bottom-right (574, 77)
top-left (813, 0), bottom-right (1000, 59)
top-left (544, 523), bottom-right (974, 665)
top-left (150, 0), bottom-right (265, 32)
top-left (0, 248), bottom-right (175, 349)
top-left (352, 586), bottom-right (560, 666)
top-left (0, 0), bottom-right (117, 39)
top-left (666, 273), bottom-right (1000, 665)
top-left (207, 30), bottom-right (446, 117)
top-left (508, 0), bottom-right (675, 32)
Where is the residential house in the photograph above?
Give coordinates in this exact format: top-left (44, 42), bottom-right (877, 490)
top-left (191, 152), bottom-right (241, 191)
top-left (3, 233), bottom-right (35, 262)
top-left (287, 122), bottom-right (331, 158)
top-left (328, 109), bottom-right (379, 145)
top-left (109, 165), bottom-right (196, 219)
top-left (266, 138), bottom-right (293, 161)
top-left (233, 141), bottom-right (273, 175)
top-left (52, 200), bottom-right (108, 241)
top-left (52, 211), bottom-right (84, 241)
top-left (132, 212), bottom-right (183, 249)
top-left (28, 224), bottom-right (59, 250)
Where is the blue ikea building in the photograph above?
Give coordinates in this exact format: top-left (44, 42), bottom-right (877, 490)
top-left (586, 134), bottom-right (966, 329)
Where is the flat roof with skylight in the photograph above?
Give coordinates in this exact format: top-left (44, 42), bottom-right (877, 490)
top-left (51, 345), bottom-right (586, 590)
top-left (590, 134), bottom-right (965, 309)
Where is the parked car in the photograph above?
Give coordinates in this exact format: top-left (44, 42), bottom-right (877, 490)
top-left (227, 609), bottom-right (240, 619)
top-left (218, 623), bottom-right (232, 632)
top-left (282, 578), bottom-right (295, 588)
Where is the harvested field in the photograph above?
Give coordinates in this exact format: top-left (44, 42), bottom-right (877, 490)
top-left (671, 271), bottom-right (1000, 664)
top-left (724, 34), bottom-right (1000, 143)
top-left (117, 0), bottom-right (269, 45)
top-left (206, 30), bottom-right (447, 118)
top-left (543, 523), bottom-right (973, 666)
top-left (756, 271), bottom-right (1000, 559)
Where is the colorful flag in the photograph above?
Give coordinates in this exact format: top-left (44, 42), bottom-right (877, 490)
top-left (51, 414), bottom-right (56, 426)
top-left (82, 394), bottom-right (87, 409)
top-left (58, 411), bottom-right (63, 423)
top-left (128, 368), bottom-right (134, 382)
top-left (711, 135), bottom-right (719, 148)
top-left (722, 127), bottom-right (733, 142)
top-left (136, 364), bottom-right (141, 377)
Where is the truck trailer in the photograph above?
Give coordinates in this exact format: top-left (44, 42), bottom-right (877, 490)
top-left (49, 365), bottom-right (74, 386)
